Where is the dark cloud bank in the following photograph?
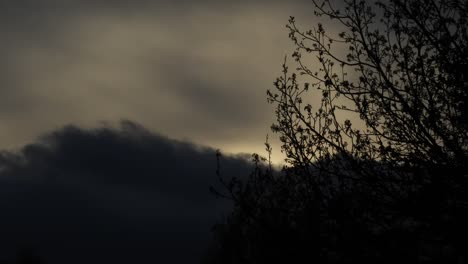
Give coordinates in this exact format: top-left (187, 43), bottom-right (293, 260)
top-left (0, 121), bottom-right (253, 264)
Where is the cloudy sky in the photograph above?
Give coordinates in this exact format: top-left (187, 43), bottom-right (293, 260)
top-left (0, 0), bottom-right (316, 162)
top-left (0, 1), bottom-right (324, 263)
top-left (0, 122), bottom-right (254, 263)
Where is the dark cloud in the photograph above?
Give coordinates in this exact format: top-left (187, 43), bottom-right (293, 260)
top-left (0, 121), bottom-right (253, 264)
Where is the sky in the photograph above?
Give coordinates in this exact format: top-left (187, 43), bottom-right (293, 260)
top-left (0, 0), bottom-right (316, 163)
top-left (0, 1), bottom-right (461, 263)
top-left (0, 1), bottom-right (326, 263)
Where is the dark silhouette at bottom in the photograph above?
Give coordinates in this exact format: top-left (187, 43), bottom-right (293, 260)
top-left (204, 154), bottom-right (468, 264)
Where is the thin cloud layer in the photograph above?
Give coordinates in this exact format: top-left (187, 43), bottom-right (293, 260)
top-left (0, 121), bottom-right (253, 264)
top-left (0, 1), bottom-right (313, 162)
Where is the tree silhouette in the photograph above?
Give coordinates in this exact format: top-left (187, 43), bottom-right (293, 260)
top-left (207, 0), bottom-right (467, 263)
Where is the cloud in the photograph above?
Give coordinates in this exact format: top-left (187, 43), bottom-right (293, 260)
top-left (0, 120), bottom-right (254, 264)
top-left (0, 0), bottom-right (313, 163)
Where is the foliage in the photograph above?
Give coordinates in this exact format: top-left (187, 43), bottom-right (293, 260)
top-left (207, 0), bottom-right (468, 263)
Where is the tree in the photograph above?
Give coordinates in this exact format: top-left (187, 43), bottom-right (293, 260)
top-left (206, 0), bottom-right (468, 263)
